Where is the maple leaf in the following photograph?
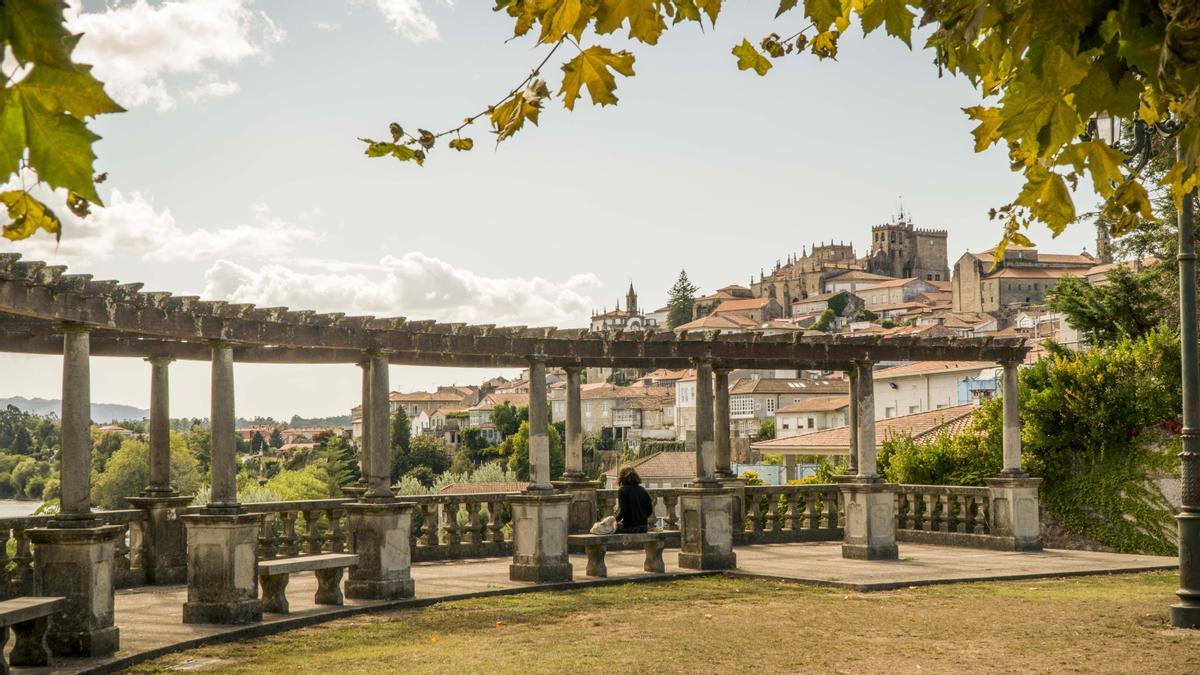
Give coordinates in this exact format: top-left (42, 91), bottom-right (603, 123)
top-left (594, 0), bottom-right (667, 45)
top-left (0, 190), bottom-right (61, 241)
top-left (860, 0), bottom-right (916, 47)
top-left (776, 0), bottom-right (799, 18)
top-left (1016, 165), bottom-right (1075, 233)
top-left (810, 30), bottom-right (839, 59)
top-left (732, 40), bottom-right (772, 76)
top-left (18, 88), bottom-right (105, 203)
top-left (559, 46), bottom-right (636, 110)
top-left (3, 0), bottom-right (74, 67)
top-left (963, 105), bottom-right (1002, 152)
top-left (17, 64), bottom-right (125, 119)
top-left (804, 0), bottom-right (843, 32)
top-left (490, 79), bottom-right (550, 139)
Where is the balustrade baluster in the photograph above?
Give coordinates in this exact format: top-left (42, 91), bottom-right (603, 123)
top-left (328, 509), bottom-right (346, 553)
top-left (663, 495), bottom-right (679, 530)
top-left (787, 493), bottom-right (803, 531)
top-left (825, 490), bottom-right (839, 529)
top-left (749, 494), bottom-right (764, 534)
top-left (466, 502), bottom-right (483, 544)
top-left (422, 502), bottom-right (439, 547)
top-left (282, 512), bottom-right (300, 556)
top-left (647, 494), bottom-right (660, 530)
top-left (0, 527), bottom-right (11, 590)
top-left (488, 499), bottom-right (506, 543)
top-left (765, 493), bottom-right (779, 533)
top-left (805, 493), bottom-right (818, 530)
top-left (974, 496), bottom-right (989, 534)
top-left (948, 495), bottom-right (963, 533)
top-left (260, 513), bottom-right (279, 560)
top-left (303, 510), bottom-right (322, 554)
top-left (113, 523), bottom-right (131, 582)
top-left (905, 493), bottom-right (917, 529)
top-left (923, 494), bottom-right (937, 531)
top-left (937, 495), bottom-right (949, 533)
top-left (13, 528), bottom-right (33, 594)
top-left (443, 499), bottom-right (461, 546)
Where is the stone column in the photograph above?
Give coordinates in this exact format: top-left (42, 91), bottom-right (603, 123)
top-left (345, 353), bottom-right (415, 599)
top-left (986, 361), bottom-right (1042, 551)
top-left (145, 356), bottom-right (174, 496)
top-left (553, 365), bottom-right (597, 534)
top-left (855, 361), bottom-right (877, 479)
top-left (693, 358), bottom-right (717, 487)
top-left (29, 324), bottom-right (123, 656)
top-left (365, 350), bottom-right (394, 500)
top-left (840, 360), bottom-right (898, 560)
top-left (58, 325), bottom-right (92, 522)
top-left (846, 361), bottom-right (860, 475)
top-left (346, 358), bottom-right (372, 497)
top-left (510, 354), bottom-right (573, 582)
top-left (182, 342), bottom-right (262, 624)
top-left (678, 357), bottom-right (737, 571)
top-left (562, 366), bottom-right (584, 481)
top-left (126, 356), bottom-right (192, 585)
top-left (527, 355), bottom-right (552, 493)
top-left (714, 367), bottom-right (733, 478)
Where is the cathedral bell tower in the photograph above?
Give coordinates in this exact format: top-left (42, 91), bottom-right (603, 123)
top-left (626, 283), bottom-right (638, 316)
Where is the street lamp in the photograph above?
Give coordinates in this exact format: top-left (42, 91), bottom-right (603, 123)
top-left (1086, 112), bottom-right (1200, 628)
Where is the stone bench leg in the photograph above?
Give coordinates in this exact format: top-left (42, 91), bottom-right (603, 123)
top-left (260, 573), bottom-right (290, 614)
top-left (584, 544), bottom-right (607, 578)
top-left (314, 568), bottom-right (345, 606)
top-left (9, 616), bottom-right (52, 668)
top-left (643, 541), bottom-right (665, 574)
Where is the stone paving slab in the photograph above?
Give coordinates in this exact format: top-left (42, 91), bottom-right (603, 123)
top-left (16, 542), bottom-right (1178, 674)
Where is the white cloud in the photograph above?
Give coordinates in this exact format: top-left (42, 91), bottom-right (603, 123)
top-left (356, 0), bottom-right (440, 42)
top-left (315, 22), bottom-right (342, 32)
top-left (3, 189), bottom-right (320, 266)
top-left (67, 0), bottom-right (286, 111)
top-left (203, 253), bottom-right (602, 327)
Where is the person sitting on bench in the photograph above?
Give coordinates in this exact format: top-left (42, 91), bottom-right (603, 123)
top-left (616, 465), bottom-right (654, 533)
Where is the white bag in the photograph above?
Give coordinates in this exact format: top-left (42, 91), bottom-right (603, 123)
top-left (590, 515), bottom-right (617, 535)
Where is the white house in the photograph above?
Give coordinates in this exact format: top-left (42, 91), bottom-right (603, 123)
top-left (774, 396), bottom-right (849, 438)
top-left (872, 361), bottom-right (1000, 420)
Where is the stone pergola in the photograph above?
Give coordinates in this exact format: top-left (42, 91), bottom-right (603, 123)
top-left (0, 253), bottom-right (1036, 655)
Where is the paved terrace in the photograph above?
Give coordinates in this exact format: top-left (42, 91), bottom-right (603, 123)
top-left (34, 542), bottom-right (1175, 675)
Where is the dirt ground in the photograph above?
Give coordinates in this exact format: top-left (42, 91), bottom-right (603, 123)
top-left (132, 571), bottom-right (1200, 674)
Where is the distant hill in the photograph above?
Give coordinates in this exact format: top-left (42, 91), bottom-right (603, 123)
top-left (0, 397), bottom-right (150, 423)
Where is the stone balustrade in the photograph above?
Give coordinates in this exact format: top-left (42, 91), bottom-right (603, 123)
top-left (240, 499), bottom-right (355, 560)
top-left (0, 509), bottom-right (146, 599)
top-left (893, 484), bottom-right (993, 546)
top-left (406, 493), bottom-right (515, 561)
top-left (737, 485), bottom-right (844, 545)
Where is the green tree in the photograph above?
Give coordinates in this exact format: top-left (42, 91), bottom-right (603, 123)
top-left (91, 434), bottom-right (201, 509)
top-left (250, 430), bottom-right (266, 453)
top-left (390, 408), bottom-right (412, 482)
top-left (1047, 265), bottom-right (1174, 346)
top-left (185, 424), bottom-right (211, 475)
top-left (506, 421), bottom-right (565, 482)
top-left (365, 2), bottom-right (1200, 253)
top-left (491, 402), bottom-right (527, 439)
top-left (755, 419), bottom-right (776, 442)
top-left (408, 435), bottom-right (452, 476)
top-left (91, 431), bottom-right (124, 473)
top-left (666, 269), bottom-right (699, 329)
top-left (308, 437), bottom-right (355, 496)
top-left (268, 427), bottom-right (284, 449)
top-left (0, 2), bottom-right (123, 241)
top-left (812, 308), bottom-right (836, 333)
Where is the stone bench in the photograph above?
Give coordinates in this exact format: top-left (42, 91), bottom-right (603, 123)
top-left (568, 532), bottom-right (679, 578)
top-left (259, 553), bottom-right (359, 614)
top-left (0, 596), bottom-right (65, 673)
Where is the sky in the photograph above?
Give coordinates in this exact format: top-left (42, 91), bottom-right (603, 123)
top-left (0, 0), bottom-right (1101, 419)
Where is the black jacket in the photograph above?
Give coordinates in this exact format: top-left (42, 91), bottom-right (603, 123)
top-left (617, 483), bottom-right (654, 533)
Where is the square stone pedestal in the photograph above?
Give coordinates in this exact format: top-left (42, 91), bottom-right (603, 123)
top-left (551, 479), bottom-right (599, 534)
top-left (678, 488), bottom-right (737, 570)
top-left (125, 494), bottom-right (194, 584)
top-left (509, 493), bottom-right (573, 582)
top-left (717, 478), bottom-right (747, 537)
top-left (182, 512), bottom-right (263, 624)
top-left (28, 524), bottom-right (123, 657)
top-left (986, 475), bottom-right (1043, 551)
top-left (344, 501), bottom-right (415, 600)
top-left (840, 481), bottom-right (898, 560)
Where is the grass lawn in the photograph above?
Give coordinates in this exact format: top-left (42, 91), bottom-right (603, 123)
top-left (133, 571), bottom-right (1198, 673)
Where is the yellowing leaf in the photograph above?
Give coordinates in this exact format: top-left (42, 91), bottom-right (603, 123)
top-left (1162, 161), bottom-right (1200, 211)
top-left (859, 0), bottom-right (915, 47)
top-left (804, 0), bottom-right (843, 31)
top-left (449, 137), bottom-right (474, 151)
top-left (559, 46), bottom-right (635, 110)
top-left (1016, 165), bottom-right (1076, 233)
top-left (594, 0), bottom-right (666, 44)
top-left (490, 79), bottom-right (550, 140)
top-left (21, 95), bottom-right (104, 203)
top-left (16, 64), bottom-right (125, 119)
top-left (776, 0), bottom-right (799, 18)
top-left (963, 105), bottom-right (1002, 152)
top-left (695, 0), bottom-right (722, 25)
top-left (1084, 138), bottom-right (1126, 198)
top-left (0, 190), bottom-right (61, 241)
top-left (732, 39), bottom-right (772, 76)
top-left (810, 30), bottom-right (839, 59)
top-left (535, 0), bottom-right (588, 43)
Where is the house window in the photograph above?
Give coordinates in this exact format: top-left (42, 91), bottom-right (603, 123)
top-left (908, 405), bottom-right (920, 414)
top-left (781, 422), bottom-right (790, 430)
top-left (730, 396), bottom-right (754, 416)
top-left (885, 406), bottom-right (896, 418)
top-left (765, 399), bottom-right (776, 414)
top-left (807, 417), bottom-right (815, 428)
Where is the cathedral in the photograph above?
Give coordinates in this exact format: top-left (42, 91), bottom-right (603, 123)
top-left (590, 284), bottom-right (658, 331)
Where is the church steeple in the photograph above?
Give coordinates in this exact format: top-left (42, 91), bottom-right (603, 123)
top-left (625, 282), bottom-right (638, 316)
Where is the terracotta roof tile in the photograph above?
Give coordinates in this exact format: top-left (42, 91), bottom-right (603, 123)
top-left (874, 360), bottom-right (998, 379)
top-left (605, 451), bottom-right (695, 479)
top-left (776, 395), bottom-right (849, 413)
